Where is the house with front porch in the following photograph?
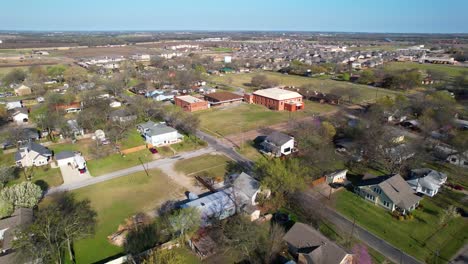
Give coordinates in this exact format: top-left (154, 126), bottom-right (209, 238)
top-left (354, 174), bottom-right (422, 215)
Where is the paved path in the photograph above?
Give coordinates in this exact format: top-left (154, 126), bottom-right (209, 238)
top-left (46, 147), bottom-right (214, 195)
top-left (295, 189), bottom-right (422, 264)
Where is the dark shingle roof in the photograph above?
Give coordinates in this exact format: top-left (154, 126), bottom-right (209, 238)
top-left (283, 222), bottom-right (351, 264)
top-left (55, 151), bottom-right (75, 160)
top-left (265, 131), bottom-right (293, 146)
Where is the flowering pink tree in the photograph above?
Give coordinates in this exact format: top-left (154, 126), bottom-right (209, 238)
top-left (352, 244), bottom-right (372, 264)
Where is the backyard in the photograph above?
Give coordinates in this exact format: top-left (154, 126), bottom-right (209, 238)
top-left (8, 166), bottom-right (63, 190)
top-left (69, 169), bottom-right (184, 264)
top-left (196, 102), bottom-right (337, 137)
top-left (333, 189), bottom-right (468, 263)
top-left (208, 71), bottom-right (400, 102)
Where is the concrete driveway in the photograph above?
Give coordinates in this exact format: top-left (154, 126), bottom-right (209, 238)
top-left (59, 164), bottom-right (92, 185)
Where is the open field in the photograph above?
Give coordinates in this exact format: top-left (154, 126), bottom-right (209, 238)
top-left (334, 189), bottom-right (468, 263)
top-left (208, 71), bottom-right (400, 102)
top-left (118, 130), bottom-right (144, 149)
top-left (236, 140), bottom-right (263, 162)
top-left (68, 169), bottom-right (183, 264)
top-left (0, 66), bottom-right (29, 77)
top-left (50, 46), bottom-right (159, 58)
top-left (384, 62), bottom-right (468, 78)
top-left (197, 102), bottom-right (337, 137)
top-left (175, 154), bottom-right (232, 181)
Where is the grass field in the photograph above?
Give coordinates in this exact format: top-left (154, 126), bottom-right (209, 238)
top-left (384, 62), bottom-right (468, 78)
top-left (86, 149), bottom-right (154, 176)
top-left (208, 71), bottom-right (400, 102)
top-left (175, 154), bottom-right (232, 181)
top-left (334, 189), bottom-right (467, 263)
top-left (0, 152), bottom-right (15, 166)
top-left (118, 130), bottom-right (145, 149)
top-left (237, 140), bottom-right (263, 162)
top-left (48, 140), bottom-right (93, 157)
top-left (197, 102), bottom-right (336, 137)
top-left (0, 66), bottom-right (29, 77)
top-left (70, 169), bottom-right (183, 264)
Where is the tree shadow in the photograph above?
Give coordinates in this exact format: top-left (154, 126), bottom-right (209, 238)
top-left (423, 208), bottom-right (438, 216)
top-left (34, 180), bottom-right (49, 191)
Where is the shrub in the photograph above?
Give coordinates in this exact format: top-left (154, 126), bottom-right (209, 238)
top-left (398, 215), bottom-right (404, 221)
top-left (0, 198), bottom-right (14, 218)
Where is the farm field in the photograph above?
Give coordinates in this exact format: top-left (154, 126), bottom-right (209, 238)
top-left (196, 102), bottom-right (337, 137)
top-left (334, 189), bottom-right (468, 263)
top-left (68, 169), bottom-right (183, 264)
top-left (209, 71), bottom-right (400, 102)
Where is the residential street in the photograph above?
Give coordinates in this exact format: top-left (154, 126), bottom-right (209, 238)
top-left (295, 189), bottom-right (422, 264)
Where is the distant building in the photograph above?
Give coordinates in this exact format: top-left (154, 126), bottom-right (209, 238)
top-left (245, 87), bottom-right (304, 111)
top-left (174, 95), bottom-right (209, 112)
top-left (14, 84), bottom-right (32, 96)
top-left (10, 107), bottom-right (29, 125)
top-left (136, 121), bottom-right (183, 146)
top-left (260, 131), bottom-right (295, 157)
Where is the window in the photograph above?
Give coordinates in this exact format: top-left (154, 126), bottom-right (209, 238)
top-left (451, 158), bottom-right (457, 162)
top-left (383, 201), bottom-right (390, 207)
top-left (283, 147), bottom-right (291, 153)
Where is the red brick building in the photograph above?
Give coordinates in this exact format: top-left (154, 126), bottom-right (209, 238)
top-left (245, 87), bottom-right (304, 111)
top-left (174, 95), bottom-right (209, 112)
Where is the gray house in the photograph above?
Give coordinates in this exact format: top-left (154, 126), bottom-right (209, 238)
top-left (407, 168), bottom-right (447, 197)
top-left (354, 174), bottom-right (422, 215)
top-left (0, 208), bottom-right (33, 264)
top-left (15, 142), bottom-right (53, 167)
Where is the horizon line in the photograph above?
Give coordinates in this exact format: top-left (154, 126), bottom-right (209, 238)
top-left (1, 29), bottom-right (468, 35)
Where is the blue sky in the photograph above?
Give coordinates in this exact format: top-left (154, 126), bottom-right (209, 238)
top-left (1, 0), bottom-right (467, 33)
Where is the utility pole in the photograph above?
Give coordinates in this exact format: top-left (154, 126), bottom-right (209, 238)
top-left (348, 217), bottom-right (356, 246)
top-left (138, 157), bottom-right (149, 177)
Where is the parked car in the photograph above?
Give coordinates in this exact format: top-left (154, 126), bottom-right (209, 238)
top-left (79, 168), bottom-right (87, 174)
top-left (149, 147), bottom-right (158, 154)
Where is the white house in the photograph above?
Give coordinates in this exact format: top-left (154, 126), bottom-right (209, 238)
top-left (260, 131), bottom-right (295, 157)
top-left (326, 169), bottom-right (348, 184)
top-left (109, 101), bottom-right (122, 108)
top-left (136, 121), bottom-right (183, 146)
top-left (5, 101), bottom-right (22, 110)
top-left (407, 168), bottom-right (447, 197)
top-left (232, 172), bottom-right (261, 206)
top-left (11, 108), bottom-right (28, 125)
top-left (15, 142), bottom-right (53, 167)
top-left (55, 151), bottom-right (86, 170)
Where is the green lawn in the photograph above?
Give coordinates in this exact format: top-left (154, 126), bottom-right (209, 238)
top-left (87, 149), bottom-right (154, 176)
top-left (237, 140), bottom-right (263, 162)
top-left (8, 166), bottom-right (63, 190)
top-left (69, 169), bottom-right (183, 264)
top-left (384, 62), bottom-right (468, 78)
top-left (211, 47), bottom-right (234, 53)
top-left (0, 152), bottom-right (15, 166)
top-left (208, 71), bottom-right (400, 102)
top-left (174, 154), bottom-right (232, 182)
top-left (48, 140), bottom-right (92, 157)
top-left (118, 129), bottom-right (145, 149)
top-left (171, 136), bottom-right (207, 153)
top-left (334, 189), bottom-right (467, 263)
top-left (197, 102), bottom-right (337, 137)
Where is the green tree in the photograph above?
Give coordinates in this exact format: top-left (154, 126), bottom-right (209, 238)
top-left (167, 207), bottom-right (201, 240)
top-left (357, 69), bottom-right (376, 84)
top-left (14, 192), bottom-right (97, 264)
top-left (0, 198), bottom-right (14, 218)
top-left (63, 66), bottom-right (88, 86)
top-left (0, 166), bottom-right (16, 187)
top-left (47, 65), bottom-right (67, 78)
top-left (0, 182), bottom-right (42, 208)
top-left (2, 68), bottom-right (27, 85)
top-left (124, 223), bottom-right (159, 254)
top-left (256, 158), bottom-right (307, 195)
